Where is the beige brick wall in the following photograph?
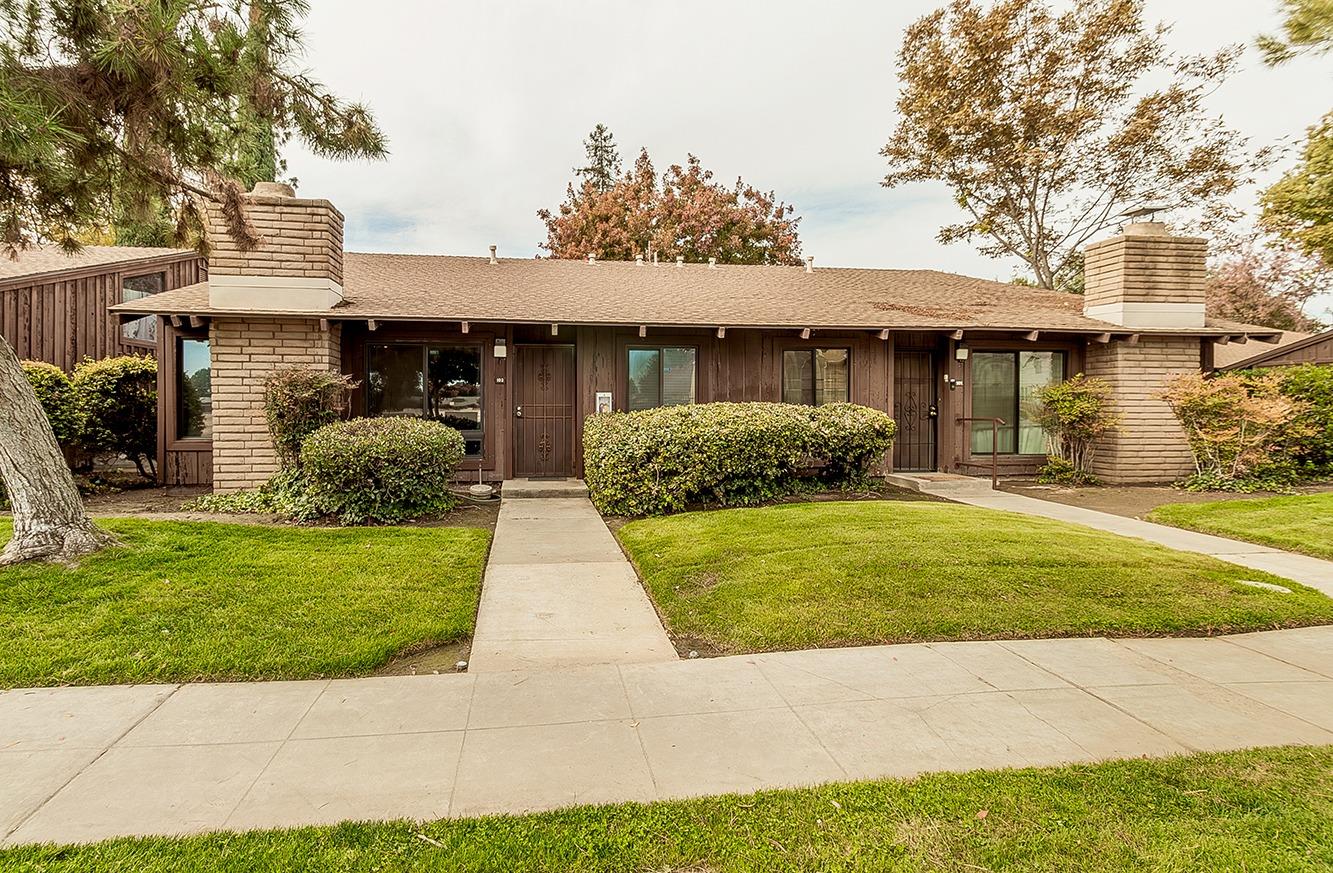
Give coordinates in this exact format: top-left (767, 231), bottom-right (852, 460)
top-left (1084, 233), bottom-right (1207, 309)
top-left (205, 194), bottom-right (344, 284)
top-left (1085, 336), bottom-right (1201, 484)
top-left (210, 317), bottom-right (342, 491)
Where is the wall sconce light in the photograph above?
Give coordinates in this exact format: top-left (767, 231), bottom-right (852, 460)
top-left (955, 346), bottom-right (970, 361)
top-left (493, 338), bottom-right (507, 358)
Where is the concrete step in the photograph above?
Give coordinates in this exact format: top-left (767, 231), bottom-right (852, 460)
top-left (883, 472), bottom-right (995, 497)
top-left (501, 478), bottom-right (590, 499)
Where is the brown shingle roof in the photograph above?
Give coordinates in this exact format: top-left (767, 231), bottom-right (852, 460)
top-left (111, 252), bottom-right (1281, 336)
top-left (0, 245), bottom-right (194, 284)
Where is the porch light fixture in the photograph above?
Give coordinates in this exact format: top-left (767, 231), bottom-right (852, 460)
top-left (493, 338), bottom-right (507, 358)
top-left (954, 346), bottom-right (969, 362)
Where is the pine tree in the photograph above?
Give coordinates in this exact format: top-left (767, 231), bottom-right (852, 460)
top-left (574, 124), bottom-right (622, 194)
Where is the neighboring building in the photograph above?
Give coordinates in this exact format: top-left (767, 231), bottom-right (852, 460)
top-left (1216, 330), bottom-right (1332, 371)
top-left (112, 183), bottom-right (1282, 490)
top-left (1, 245), bottom-right (206, 371)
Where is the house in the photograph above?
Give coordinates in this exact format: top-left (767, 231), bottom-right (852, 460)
top-left (110, 182), bottom-right (1283, 490)
top-left (1216, 330), bottom-right (1332, 371)
top-left (1, 245), bottom-right (206, 371)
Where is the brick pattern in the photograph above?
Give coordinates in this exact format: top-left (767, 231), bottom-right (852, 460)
top-left (1084, 234), bottom-right (1207, 309)
top-left (204, 194), bottom-right (344, 285)
top-left (1085, 336), bottom-right (1201, 484)
top-left (210, 317), bottom-right (341, 491)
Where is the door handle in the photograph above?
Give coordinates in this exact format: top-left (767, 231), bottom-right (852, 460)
top-left (515, 405), bottom-right (523, 418)
top-left (927, 405), bottom-right (938, 418)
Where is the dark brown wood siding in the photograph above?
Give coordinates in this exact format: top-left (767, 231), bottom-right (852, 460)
top-left (0, 253), bottom-right (206, 370)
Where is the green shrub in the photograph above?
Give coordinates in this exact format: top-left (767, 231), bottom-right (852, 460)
top-left (71, 355), bottom-right (157, 479)
top-left (583, 401), bottom-right (897, 516)
top-left (1266, 363), bottom-right (1333, 476)
top-left (263, 368), bottom-right (357, 467)
top-left (20, 360), bottom-right (81, 446)
top-left (1036, 374), bottom-right (1118, 484)
top-left (301, 417), bottom-right (464, 524)
top-left (184, 468), bottom-right (323, 520)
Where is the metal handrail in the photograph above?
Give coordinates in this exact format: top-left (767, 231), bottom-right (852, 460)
top-left (956, 417), bottom-right (1006, 489)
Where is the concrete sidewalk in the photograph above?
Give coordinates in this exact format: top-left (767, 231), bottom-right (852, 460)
top-left (467, 493), bottom-right (676, 672)
top-left (954, 490), bottom-right (1333, 597)
top-left (3, 626), bottom-right (1331, 846)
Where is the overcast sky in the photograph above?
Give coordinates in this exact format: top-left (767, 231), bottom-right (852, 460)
top-left (285, 0), bottom-right (1331, 317)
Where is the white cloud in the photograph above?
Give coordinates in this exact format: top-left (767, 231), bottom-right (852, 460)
top-left (285, 0), bottom-right (1332, 317)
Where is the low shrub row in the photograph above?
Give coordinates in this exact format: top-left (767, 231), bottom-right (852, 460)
top-left (21, 356), bottom-right (157, 479)
top-left (190, 367), bottom-right (465, 525)
top-left (583, 401), bottom-right (897, 516)
top-left (1162, 363), bottom-right (1333, 492)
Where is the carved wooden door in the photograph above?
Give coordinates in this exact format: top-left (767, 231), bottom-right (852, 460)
top-left (514, 345), bottom-right (576, 478)
top-left (892, 350), bottom-right (937, 471)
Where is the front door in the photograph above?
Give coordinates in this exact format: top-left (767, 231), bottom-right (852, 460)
top-left (513, 344), bottom-right (576, 478)
top-left (892, 350), bottom-right (937, 471)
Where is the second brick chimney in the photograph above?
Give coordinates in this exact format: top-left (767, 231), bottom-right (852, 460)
top-left (1083, 222), bottom-right (1207, 329)
top-left (205, 181), bottom-right (345, 310)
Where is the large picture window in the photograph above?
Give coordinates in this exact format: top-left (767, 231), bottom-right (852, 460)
top-left (782, 348), bottom-right (850, 405)
top-left (122, 273), bottom-right (165, 345)
top-left (969, 351), bottom-right (1065, 454)
top-left (627, 347), bottom-right (697, 411)
top-left (367, 343), bottom-right (483, 456)
top-left (176, 337), bottom-right (211, 440)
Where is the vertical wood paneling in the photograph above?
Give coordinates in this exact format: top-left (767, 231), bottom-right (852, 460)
top-left (0, 253), bottom-right (204, 370)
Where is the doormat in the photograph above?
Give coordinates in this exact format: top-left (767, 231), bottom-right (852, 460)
top-left (527, 476), bottom-right (567, 481)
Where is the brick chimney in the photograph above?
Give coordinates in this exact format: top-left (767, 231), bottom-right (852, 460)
top-left (1083, 222), bottom-right (1206, 328)
top-left (205, 182), bottom-right (345, 310)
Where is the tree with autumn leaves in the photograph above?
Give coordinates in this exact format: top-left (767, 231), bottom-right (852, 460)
top-left (539, 127), bottom-right (803, 265)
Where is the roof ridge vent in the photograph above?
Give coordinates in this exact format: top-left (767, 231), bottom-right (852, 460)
top-left (488, 245), bottom-right (498, 265)
top-left (587, 253), bottom-right (596, 265)
top-left (635, 254), bottom-right (644, 266)
top-left (708, 257), bottom-right (717, 269)
top-left (676, 256), bottom-right (684, 268)
top-left (805, 256), bottom-right (814, 274)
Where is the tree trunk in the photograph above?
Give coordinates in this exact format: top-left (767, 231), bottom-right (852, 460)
top-left (0, 335), bottom-right (114, 565)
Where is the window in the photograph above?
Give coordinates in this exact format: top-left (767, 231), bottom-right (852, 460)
top-left (627, 347), bottom-right (697, 411)
top-left (782, 348), bottom-right (850, 405)
top-left (367, 343), bottom-right (483, 456)
top-left (122, 273), bottom-right (165, 345)
top-left (176, 337), bottom-right (211, 440)
top-left (969, 351), bottom-right (1065, 454)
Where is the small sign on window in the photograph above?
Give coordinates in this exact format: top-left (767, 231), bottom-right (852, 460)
top-left (595, 391), bottom-right (613, 414)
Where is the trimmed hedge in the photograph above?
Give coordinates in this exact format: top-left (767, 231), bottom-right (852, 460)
top-left (584, 402), bottom-right (896, 516)
top-left (1271, 363), bottom-right (1333, 476)
top-left (264, 367), bottom-right (357, 468)
top-left (71, 355), bottom-right (157, 478)
top-left (301, 417), bottom-right (465, 524)
top-left (19, 360), bottom-right (80, 446)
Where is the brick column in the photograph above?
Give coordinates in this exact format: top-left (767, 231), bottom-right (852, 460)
top-left (210, 318), bottom-right (342, 491)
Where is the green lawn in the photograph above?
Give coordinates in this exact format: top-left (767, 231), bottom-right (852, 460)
top-left (2, 746), bottom-right (1330, 871)
top-left (1149, 493), bottom-right (1333, 561)
top-left (617, 501), bottom-right (1333, 653)
top-left (0, 519), bottom-right (490, 687)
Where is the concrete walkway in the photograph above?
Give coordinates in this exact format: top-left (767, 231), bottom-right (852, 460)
top-left (955, 490), bottom-right (1333, 597)
top-left (3, 626), bottom-right (1331, 846)
top-left (467, 491), bottom-right (676, 672)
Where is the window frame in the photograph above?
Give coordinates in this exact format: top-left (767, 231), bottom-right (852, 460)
top-left (968, 349), bottom-right (1067, 456)
top-left (364, 341), bottom-right (486, 457)
top-left (625, 344), bottom-right (700, 412)
top-left (780, 346), bottom-right (852, 406)
top-left (170, 332), bottom-right (212, 445)
top-left (120, 271), bottom-right (166, 349)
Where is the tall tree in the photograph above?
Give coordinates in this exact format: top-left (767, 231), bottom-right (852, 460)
top-left (1205, 234), bottom-right (1328, 332)
top-left (0, 0), bottom-right (386, 564)
top-left (540, 149), bottom-right (803, 265)
top-left (1262, 112), bottom-right (1333, 267)
top-left (882, 0), bottom-right (1259, 290)
top-left (1258, 0), bottom-right (1333, 64)
top-left (574, 124), bottom-right (622, 194)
